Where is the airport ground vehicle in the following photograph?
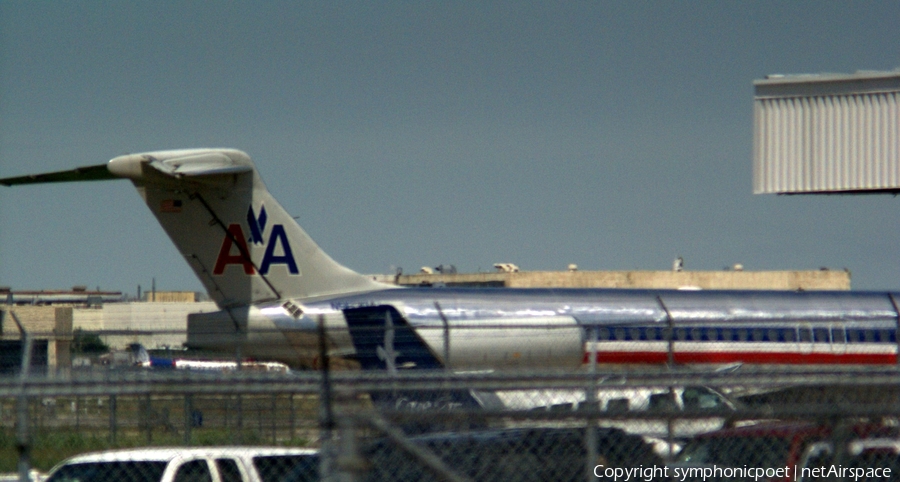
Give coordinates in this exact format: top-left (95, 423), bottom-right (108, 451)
top-left (671, 421), bottom-right (897, 482)
top-left (796, 438), bottom-right (900, 482)
top-left (40, 428), bottom-right (659, 482)
top-left (43, 447), bottom-right (318, 482)
top-left (671, 422), bottom-right (833, 482)
top-left (504, 384), bottom-right (739, 452)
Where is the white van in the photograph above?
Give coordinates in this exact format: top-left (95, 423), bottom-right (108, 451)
top-left (44, 446), bottom-right (319, 482)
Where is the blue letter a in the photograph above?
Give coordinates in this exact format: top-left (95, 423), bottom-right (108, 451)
top-left (260, 224), bottom-right (299, 275)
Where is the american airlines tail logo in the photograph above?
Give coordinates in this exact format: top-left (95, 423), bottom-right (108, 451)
top-left (247, 204), bottom-right (267, 245)
top-left (213, 204), bottom-right (299, 276)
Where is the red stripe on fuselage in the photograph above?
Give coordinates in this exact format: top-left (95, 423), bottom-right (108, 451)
top-left (583, 351), bottom-right (896, 365)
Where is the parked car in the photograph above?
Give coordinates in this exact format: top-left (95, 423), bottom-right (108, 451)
top-left (508, 385), bottom-right (740, 456)
top-left (43, 447), bottom-right (319, 482)
top-left (798, 438), bottom-right (900, 482)
top-left (670, 422), bottom-right (828, 482)
top-left (670, 421), bottom-right (895, 482)
top-left (363, 426), bottom-right (664, 482)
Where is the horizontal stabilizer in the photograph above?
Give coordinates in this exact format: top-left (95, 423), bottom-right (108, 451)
top-left (0, 164), bottom-right (115, 186)
top-left (145, 152), bottom-right (253, 178)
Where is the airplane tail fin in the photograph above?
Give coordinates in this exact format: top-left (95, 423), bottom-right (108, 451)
top-left (1, 149), bottom-right (392, 307)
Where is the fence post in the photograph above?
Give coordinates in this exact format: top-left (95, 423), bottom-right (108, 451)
top-left (585, 326), bottom-right (599, 482)
top-left (16, 393), bottom-right (30, 482)
top-left (335, 395), bottom-right (364, 482)
top-left (12, 309), bottom-right (34, 482)
top-left (235, 394), bottom-right (243, 444)
top-left (225, 396), bottom-right (231, 439)
top-left (318, 315), bottom-right (336, 481)
top-left (184, 394), bottom-right (193, 445)
top-left (289, 394), bottom-right (295, 441)
top-left (271, 394), bottom-right (277, 445)
top-left (656, 296), bottom-right (675, 367)
top-left (889, 294), bottom-right (900, 365)
top-left (435, 301), bottom-right (451, 370)
top-left (145, 394), bottom-right (153, 444)
top-left (666, 387), bottom-right (676, 462)
top-left (109, 395), bottom-right (117, 446)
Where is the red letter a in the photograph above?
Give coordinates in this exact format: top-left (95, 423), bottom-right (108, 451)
top-left (213, 224), bottom-right (256, 275)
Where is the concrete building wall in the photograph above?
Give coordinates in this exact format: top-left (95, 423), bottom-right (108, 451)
top-left (1, 301), bottom-right (219, 372)
top-left (73, 301), bottom-right (218, 350)
top-left (2, 305), bottom-right (60, 337)
top-left (143, 291), bottom-right (198, 302)
top-left (1, 306), bottom-right (73, 370)
top-left (386, 269), bottom-right (851, 290)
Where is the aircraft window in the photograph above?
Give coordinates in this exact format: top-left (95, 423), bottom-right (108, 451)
top-left (813, 328), bottom-right (829, 343)
top-left (783, 330), bottom-right (797, 342)
top-left (690, 328), bottom-right (701, 341)
top-left (752, 329), bottom-right (764, 341)
top-left (721, 328), bottom-right (733, 341)
top-left (848, 329), bottom-right (861, 342)
top-left (832, 328), bottom-right (845, 344)
top-left (880, 330), bottom-right (891, 342)
top-left (676, 328), bottom-right (687, 341)
top-left (614, 328), bottom-right (625, 341)
top-left (768, 329), bottom-right (779, 342)
top-left (597, 328), bottom-right (609, 341)
top-left (865, 330), bottom-right (875, 342)
top-left (630, 328), bottom-right (642, 341)
top-left (651, 328), bottom-right (663, 341)
top-left (799, 328), bottom-right (812, 342)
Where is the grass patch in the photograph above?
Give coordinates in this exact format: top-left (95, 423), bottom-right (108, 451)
top-left (0, 427), bottom-right (313, 472)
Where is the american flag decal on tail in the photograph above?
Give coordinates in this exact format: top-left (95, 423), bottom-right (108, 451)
top-left (160, 199), bottom-right (183, 213)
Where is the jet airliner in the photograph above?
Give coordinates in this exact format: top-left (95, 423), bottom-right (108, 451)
top-left (3, 149), bottom-right (900, 375)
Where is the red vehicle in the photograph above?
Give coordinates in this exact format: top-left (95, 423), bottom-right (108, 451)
top-left (670, 422), bottom-right (892, 482)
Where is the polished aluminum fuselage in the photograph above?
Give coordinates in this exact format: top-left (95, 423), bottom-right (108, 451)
top-left (201, 287), bottom-right (900, 368)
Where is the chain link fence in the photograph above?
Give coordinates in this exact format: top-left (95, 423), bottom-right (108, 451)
top-left (5, 328), bottom-right (900, 481)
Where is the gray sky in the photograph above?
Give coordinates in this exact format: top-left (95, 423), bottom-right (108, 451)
top-left (2, 2), bottom-right (900, 295)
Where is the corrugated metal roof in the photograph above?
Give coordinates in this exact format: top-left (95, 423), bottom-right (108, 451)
top-left (753, 71), bottom-right (900, 194)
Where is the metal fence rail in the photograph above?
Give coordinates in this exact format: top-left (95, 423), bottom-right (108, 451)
top-left (6, 312), bottom-right (900, 481)
top-left (4, 367), bottom-right (900, 481)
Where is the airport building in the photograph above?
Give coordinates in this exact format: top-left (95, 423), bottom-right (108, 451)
top-left (375, 266), bottom-right (850, 290)
top-left (1, 288), bottom-right (216, 374)
top-left (754, 70), bottom-right (900, 194)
